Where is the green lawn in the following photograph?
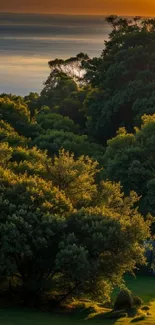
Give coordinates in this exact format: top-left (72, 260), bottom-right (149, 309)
top-left (0, 306), bottom-right (155, 325)
top-left (111, 275), bottom-right (155, 304)
top-left (0, 275), bottom-right (155, 325)
top-left (124, 275), bottom-right (155, 303)
top-left (0, 308), bottom-right (89, 325)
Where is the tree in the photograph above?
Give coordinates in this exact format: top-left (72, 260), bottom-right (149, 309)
top-left (48, 52), bottom-right (89, 85)
top-left (24, 92), bottom-right (39, 117)
top-left (0, 97), bottom-right (30, 135)
top-left (0, 139), bottom-right (151, 302)
top-left (58, 89), bottom-right (87, 127)
top-left (10, 146), bottom-right (51, 178)
top-left (103, 114), bottom-right (155, 217)
top-left (33, 129), bottom-right (104, 161)
top-left (48, 149), bottom-right (98, 208)
top-left (0, 157), bottom-right (72, 295)
top-left (0, 142), bottom-right (13, 167)
top-left (0, 120), bottom-right (27, 147)
top-left (36, 111), bottom-right (79, 133)
top-left (0, 97), bottom-right (41, 140)
top-left (40, 72), bottom-right (77, 109)
top-left (40, 55), bottom-right (89, 128)
top-left (60, 199), bottom-right (150, 301)
top-left (84, 17), bottom-right (155, 143)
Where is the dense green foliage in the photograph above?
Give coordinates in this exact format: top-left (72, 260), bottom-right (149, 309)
top-left (103, 115), bottom-right (155, 217)
top-left (0, 141), bottom-right (149, 302)
top-left (84, 16), bottom-right (155, 143)
top-left (1, 15), bottom-right (155, 306)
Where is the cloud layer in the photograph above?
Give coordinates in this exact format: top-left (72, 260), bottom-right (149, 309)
top-left (0, 13), bottom-right (107, 95)
top-left (0, 0), bottom-right (154, 16)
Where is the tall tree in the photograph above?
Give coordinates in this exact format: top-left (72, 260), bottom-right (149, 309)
top-left (84, 17), bottom-right (155, 143)
top-left (48, 53), bottom-right (89, 85)
top-left (103, 114), bottom-right (155, 217)
top-left (40, 71), bottom-right (77, 109)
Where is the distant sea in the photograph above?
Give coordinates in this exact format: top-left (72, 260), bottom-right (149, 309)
top-left (0, 13), bottom-right (111, 95)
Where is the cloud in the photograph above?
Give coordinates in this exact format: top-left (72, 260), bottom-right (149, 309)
top-left (0, 13), bottom-right (106, 95)
top-left (0, 0), bottom-right (155, 15)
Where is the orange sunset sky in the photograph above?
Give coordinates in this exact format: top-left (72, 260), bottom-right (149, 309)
top-left (0, 0), bottom-right (155, 16)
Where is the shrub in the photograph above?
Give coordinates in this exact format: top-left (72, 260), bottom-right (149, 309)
top-left (114, 289), bottom-right (134, 310)
top-left (133, 296), bottom-right (143, 307)
top-left (127, 307), bottom-right (138, 317)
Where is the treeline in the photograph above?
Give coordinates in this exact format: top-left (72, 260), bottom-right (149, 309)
top-left (0, 15), bottom-right (155, 305)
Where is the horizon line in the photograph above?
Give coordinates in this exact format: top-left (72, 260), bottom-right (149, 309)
top-left (0, 11), bottom-right (152, 18)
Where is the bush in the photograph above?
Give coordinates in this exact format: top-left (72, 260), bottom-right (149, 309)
top-left (127, 307), bottom-right (138, 317)
top-left (133, 296), bottom-right (143, 307)
top-left (114, 289), bottom-right (134, 310)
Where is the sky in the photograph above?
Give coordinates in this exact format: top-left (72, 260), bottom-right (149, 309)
top-left (0, 0), bottom-right (155, 16)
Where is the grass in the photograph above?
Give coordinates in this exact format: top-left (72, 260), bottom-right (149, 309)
top-left (0, 308), bottom-right (89, 325)
top-left (0, 275), bottom-right (155, 325)
top-left (113, 301), bottom-right (155, 325)
top-left (123, 275), bottom-right (155, 304)
top-left (88, 301), bottom-right (155, 325)
top-left (94, 275), bottom-right (155, 325)
top-left (0, 307), bottom-right (115, 325)
top-left (0, 305), bottom-right (155, 325)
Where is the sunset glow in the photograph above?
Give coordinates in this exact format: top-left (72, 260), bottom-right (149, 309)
top-left (0, 0), bottom-right (155, 16)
